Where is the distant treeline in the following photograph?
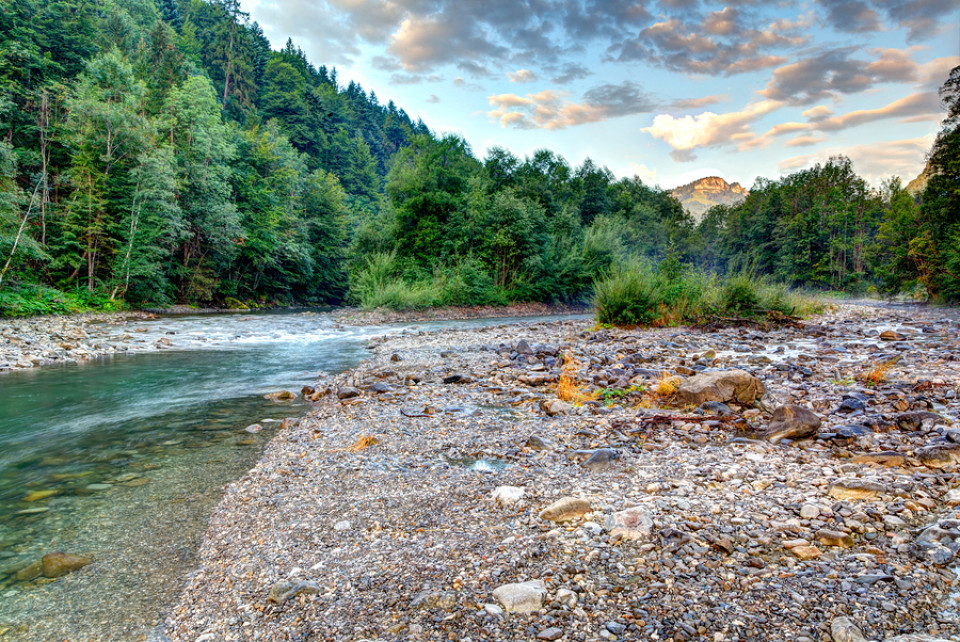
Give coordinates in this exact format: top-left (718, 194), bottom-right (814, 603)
top-left (0, 1), bottom-right (957, 315)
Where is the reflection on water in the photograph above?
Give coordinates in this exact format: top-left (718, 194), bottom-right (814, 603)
top-left (0, 309), bottom-right (585, 641)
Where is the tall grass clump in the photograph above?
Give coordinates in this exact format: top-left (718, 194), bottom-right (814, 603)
top-left (593, 258), bottom-right (823, 327)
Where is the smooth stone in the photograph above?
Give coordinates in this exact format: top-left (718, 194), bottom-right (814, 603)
top-left (790, 545), bottom-right (822, 560)
top-left (800, 503), bottom-right (821, 519)
top-left (244, 423), bottom-right (263, 434)
top-left (525, 435), bottom-right (555, 450)
top-left (85, 483), bottom-right (113, 491)
top-left (336, 386), bottom-right (361, 400)
top-left (369, 382), bottom-right (392, 393)
top-left (879, 330), bottom-right (905, 341)
top-left (15, 561), bottom-right (43, 581)
top-left (541, 399), bottom-right (573, 416)
top-left (851, 451), bottom-right (906, 467)
top-left (492, 580), bottom-right (547, 613)
top-left (675, 369), bottom-right (764, 406)
top-left (264, 390), bottom-right (295, 401)
top-left (267, 580), bottom-right (321, 605)
top-left (765, 404), bottom-right (821, 443)
top-left (41, 552), bottom-right (91, 578)
top-left (896, 412), bottom-right (947, 431)
top-left (555, 588), bottom-right (578, 607)
top-left (539, 497), bottom-right (592, 522)
top-left (836, 397), bottom-right (866, 414)
top-left (537, 627), bottom-right (563, 641)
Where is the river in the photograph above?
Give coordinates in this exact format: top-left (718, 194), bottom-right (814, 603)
top-left (0, 309), bottom-right (584, 641)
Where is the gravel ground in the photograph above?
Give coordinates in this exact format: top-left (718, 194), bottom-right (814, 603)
top-left (163, 304), bottom-right (960, 642)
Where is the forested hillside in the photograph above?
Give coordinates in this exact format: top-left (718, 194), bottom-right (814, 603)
top-left (0, 1), bottom-right (957, 315)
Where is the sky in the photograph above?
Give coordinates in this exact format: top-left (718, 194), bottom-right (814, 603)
top-left (240, 0), bottom-right (960, 189)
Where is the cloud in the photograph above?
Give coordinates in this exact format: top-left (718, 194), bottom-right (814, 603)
top-left (631, 163), bottom-right (659, 183)
top-left (643, 100), bottom-right (782, 154)
top-left (426, 94), bottom-right (440, 103)
top-left (670, 95), bottom-right (731, 110)
top-left (507, 69), bottom-right (538, 83)
top-left (786, 135), bottom-right (827, 147)
top-left (815, 91), bottom-right (940, 130)
top-left (818, 0), bottom-right (883, 33)
top-left (550, 63), bottom-right (592, 84)
top-left (487, 81), bottom-right (658, 129)
top-left (778, 135), bottom-right (934, 184)
top-left (760, 47), bottom-right (927, 104)
top-left (610, 11), bottom-right (804, 75)
top-left (802, 105), bottom-right (834, 121)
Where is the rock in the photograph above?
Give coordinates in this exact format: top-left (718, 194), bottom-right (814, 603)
top-left (492, 580), bottom-right (547, 613)
top-left (491, 486), bottom-right (525, 506)
top-left (40, 552), bottom-right (91, 578)
top-left (916, 444), bottom-right (960, 468)
top-left (267, 579), bottom-right (321, 605)
top-left (22, 490), bottom-right (58, 502)
top-left (884, 636), bottom-right (955, 642)
top-left (244, 423), bottom-right (262, 434)
top-left (15, 561), bottom-right (43, 581)
top-left (264, 390), bottom-right (295, 401)
top-left (333, 520), bottom-right (351, 531)
top-left (828, 479), bottom-right (887, 500)
top-left (581, 448), bottom-right (620, 472)
top-left (836, 397), bottom-right (866, 414)
top-left (851, 451), bottom-right (906, 466)
top-left (790, 545), bottom-right (821, 560)
top-left (698, 401), bottom-right (733, 416)
top-left (442, 373), bottom-right (473, 384)
top-left (817, 529), bottom-right (855, 548)
top-left (525, 435), bottom-right (555, 450)
top-left (675, 369), bottom-right (764, 406)
top-left (336, 386), bottom-right (361, 400)
top-left (879, 330), bottom-right (905, 341)
top-left (537, 627), bottom-right (563, 641)
top-left (411, 589), bottom-right (457, 610)
top-left (555, 588), bottom-right (578, 608)
top-left (541, 399), bottom-right (573, 416)
top-left (539, 497), bottom-right (592, 522)
top-left (764, 404), bottom-right (821, 443)
top-left (369, 382), bottom-right (392, 393)
top-left (515, 340), bottom-right (534, 355)
top-left (604, 507), bottom-right (653, 540)
top-left (896, 412), bottom-right (947, 431)
top-left (831, 616), bottom-right (867, 642)
top-left (800, 503), bottom-right (821, 519)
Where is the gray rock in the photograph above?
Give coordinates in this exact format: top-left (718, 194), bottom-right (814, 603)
top-left (828, 478), bottom-right (888, 500)
top-left (831, 616), bottom-right (867, 642)
top-left (581, 448), bottom-right (620, 472)
top-left (541, 399), bottom-right (573, 416)
top-left (336, 386), bottom-right (361, 400)
top-left (764, 404), bottom-right (821, 443)
top-left (604, 507), bottom-right (653, 540)
top-left (537, 627), bottom-right (563, 641)
top-left (675, 369), bottom-right (764, 406)
top-left (267, 580), bottom-right (321, 605)
top-left (916, 443), bottom-right (960, 468)
top-left (411, 589), bottom-right (457, 610)
top-left (896, 412), bottom-right (947, 431)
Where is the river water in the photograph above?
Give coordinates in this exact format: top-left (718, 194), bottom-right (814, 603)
top-left (0, 310), bottom-right (583, 641)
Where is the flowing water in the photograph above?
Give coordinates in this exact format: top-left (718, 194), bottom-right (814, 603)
top-left (0, 310), bottom-right (584, 641)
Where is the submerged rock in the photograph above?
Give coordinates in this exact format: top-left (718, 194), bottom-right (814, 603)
top-left (41, 552), bottom-right (91, 578)
top-left (539, 497), bottom-right (592, 522)
top-left (267, 579), bottom-right (321, 605)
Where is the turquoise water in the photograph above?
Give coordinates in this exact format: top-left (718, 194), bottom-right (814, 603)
top-left (0, 310), bottom-right (584, 641)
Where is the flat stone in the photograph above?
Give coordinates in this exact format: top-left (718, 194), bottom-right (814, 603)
top-left (851, 451), bottom-right (906, 466)
top-left (800, 503), bottom-right (821, 519)
top-left (541, 399), bottom-right (573, 416)
top-left (896, 412), bottom-right (947, 431)
top-left (604, 507), bottom-right (653, 540)
top-left (916, 444), bottom-right (960, 468)
top-left (22, 490), bottom-right (57, 502)
top-left (828, 478), bottom-right (887, 500)
top-left (675, 369), bottom-right (764, 406)
top-left (492, 580), bottom-right (547, 613)
top-left (336, 386), bottom-right (361, 400)
top-left (817, 529), bottom-right (855, 548)
top-left (581, 448), bottom-right (620, 472)
top-left (790, 545), bottom-right (822, 560)
top-left (539, 497), bottom-right (592, 522)
top-left (537, 627), bottom-right (563, 640)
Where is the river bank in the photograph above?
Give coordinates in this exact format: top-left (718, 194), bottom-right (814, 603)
top-left (0, 304), bottom-right (588, 372)
top-left (160, 303), bottom-right (960, 641)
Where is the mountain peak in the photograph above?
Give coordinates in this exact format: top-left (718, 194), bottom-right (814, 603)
top-left (671, 176), bottom-right (749, 222)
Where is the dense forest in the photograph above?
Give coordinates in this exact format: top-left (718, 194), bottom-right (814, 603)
top-left (0, 0), bottom-right (958, 316)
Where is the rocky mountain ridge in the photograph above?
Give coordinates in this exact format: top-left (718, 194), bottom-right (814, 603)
top-left (671, 176), bottom-right (749, 222)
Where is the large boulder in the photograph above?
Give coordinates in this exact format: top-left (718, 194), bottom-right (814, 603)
top-left (539, 497), bottom-right (592, 522)
top-left (764, 405), bottom-right (821, 443)
top-left (675, 369), bottom-right (764, 406)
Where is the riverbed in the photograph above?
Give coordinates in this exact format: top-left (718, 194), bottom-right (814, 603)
top-left (0, 310), bottom-right (586, 641)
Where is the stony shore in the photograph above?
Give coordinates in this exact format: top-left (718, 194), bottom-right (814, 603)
top-left (162, 303), bottom-right (960, 642)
